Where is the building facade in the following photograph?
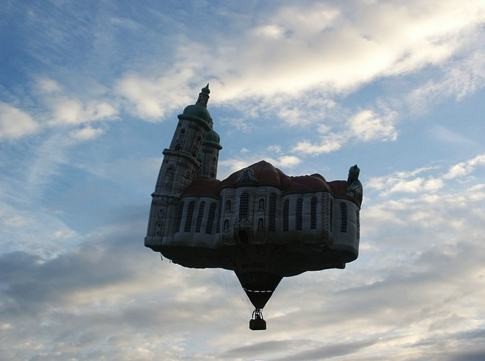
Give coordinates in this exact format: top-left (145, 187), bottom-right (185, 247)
top-left (145, 85), bottom-right (363, 277)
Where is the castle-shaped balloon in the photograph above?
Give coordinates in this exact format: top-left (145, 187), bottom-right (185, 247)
top-left (145, 85), bottom-right (363, 330)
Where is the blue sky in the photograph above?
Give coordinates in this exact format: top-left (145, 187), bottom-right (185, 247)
top-left (1, 1), bottom-right (485, 360)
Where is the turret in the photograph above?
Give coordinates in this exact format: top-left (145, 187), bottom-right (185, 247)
top-left (199, 129), bottom-right (222, 179)
top-left (156, 85), bottom-right (213, 196)
top-left (146, 85), bottom-right (216, 250)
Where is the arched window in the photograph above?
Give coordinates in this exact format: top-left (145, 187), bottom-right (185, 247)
top-left (239, 192), bottom-right (249, 220)
top-left (225, 199), bottom-right (231, 212)
top-left (195, 201), bottom-right (205, 232)
top-left (340, 202), bottom-right (347, 233)
top-left (258, 198), bottom-right (265, 211)
top-left (311, 197), bottom-right (317, 230)
top-left (258, 218), bottom-right (264, 231)
top-left (269, 193), bottom-right (276, 232)
top-left (296, 198), bottom-right (303, 230)
top-left (223, 219), bottom-right (230, 232)
top-left (206, 203), bottom-right (217, 234)
top-left (216, 202), bottom-right (221, 233)
top-left (355, 210), bottom-right (360, 240)
top-left (184, 201), bottom-right (195, 232)
top-left (330, 198), bottom-right (333, 232)
top-left (165, 166), bottom-right (175, 191)
top-left (283, 199), bottom-right (289, 232)
top-left (175, 201), bottom-right (184, 232)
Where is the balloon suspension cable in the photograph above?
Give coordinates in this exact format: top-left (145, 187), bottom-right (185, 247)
top-left (252, 308), bottom-right (264, 320)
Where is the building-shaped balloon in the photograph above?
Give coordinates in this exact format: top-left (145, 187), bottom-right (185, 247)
top-left (145, 85), bottom-right (363, 330)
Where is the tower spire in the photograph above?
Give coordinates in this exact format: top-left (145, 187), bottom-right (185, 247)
top-left (196, 84), bottom-right (210, 108)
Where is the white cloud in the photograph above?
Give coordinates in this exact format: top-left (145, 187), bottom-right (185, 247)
top-left (115, 68), bottom-right (196, 120)
top-left (52, 98), bottom-right (118, 125)
top-left (277, 155), bottom-right (301, 167)
top-left (114, 1), bottom-right (485, 121)
top-left (368, 154), bottom-right (485, 198)
top-left (213, 0), bottom-right (485, 101)
top-left (348, 109), bottom-right (398, 142)
top-left (368, 166), bottom-right (445, 196)
top-left (69, 126), bottom-right (105, 142)
top-left (444, 154), bottom-right (485, 179)
top-left (293, 108), bottom-right (397, 155)
top-left (36, 77), bottom-right (62, 94)
top-left (293, 134), bottom-right (345, 155)
top-left (0, 102), bottom-right (39, 140)
top-left (406, 49), bottom-right (485, 114)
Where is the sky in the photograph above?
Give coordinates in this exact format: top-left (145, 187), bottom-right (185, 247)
top-left (1, 0), bottom-right (485, 360)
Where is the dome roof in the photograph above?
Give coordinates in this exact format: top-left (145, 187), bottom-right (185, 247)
top-left (221, 161), bottom-right (284, 188)
top-left (180, 104), bottom-right (212, 124)
top-left (203, 129), bottom-right (220, 145)
top-left (220, 160), bottom-right (331, 193)
top-left (181, 161), bottom-right (361, 206)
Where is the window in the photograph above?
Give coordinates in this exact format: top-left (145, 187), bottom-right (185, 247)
top-left (195, 201), bottom-right (205, 232)
top-left (206, 203), bottom-right (217, 234)
top-left (258, 198), bottom-right (265, 211)
top-left (175, 201), bottom-right (184, 232)
top-left (330, 199), bottom-right (333, 232)
top-left (283, 199), bottom-right (289, 232)
top-left (296, 198), bottom-right (303, 230)
top-left (239, 192), bottom-right (249, 220)
top-left (311, 197), bottom-right (317, 229)
top-left (269, 193), bottom-right (276, 231)
top-left (225, 199), bottom-right (231, 212)
top-left (340, 202), bottom-right (347, 233)
top-left (223, 219), bottom-right (230, 232)
top-left (184, 201), bottom-right (195, 232)
top-left (216, 202), bottom-right (221, 233)
top-left (355, 210), bottom-right (360, 240)
top-left (258, 218), bottom-right (264, 231)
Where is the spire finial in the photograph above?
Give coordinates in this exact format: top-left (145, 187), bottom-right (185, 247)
top-left (196, 84), bottom-right (210, 107)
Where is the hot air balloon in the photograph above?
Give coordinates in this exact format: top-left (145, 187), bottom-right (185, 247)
top-left (145, 85), bottom-right (363, 330)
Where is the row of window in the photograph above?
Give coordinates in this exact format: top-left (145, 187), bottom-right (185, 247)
top-left (174, 194), bottom-right (350, 234)
top-left (175, 201), bottom-right (218, 234)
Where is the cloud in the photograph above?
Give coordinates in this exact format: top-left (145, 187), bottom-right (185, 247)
top-left (406, 49), bottom-right (485, 114)
top-left (2, 155), bottom-right (485, 361)
top-left (35, 77), bottom-right (62, 94)
top-left (367, 167), bottom-right (444, 196)
top-left (51, 98), bottom-right (118, 125)
top-left (69, 126), bottom-right (105, 142)
top-left (293, 107), bottom-right (397, 155)
top-left (0, 102), bottom-right (39, 140)
top-left (348, 109), bottom-right (397, 142)
top-left (112, 1), bottom-right (485, 122)
top-left (115, 67), bottom-right (197, 120)
top-left (366, 153), bottom-right (485, 196)
top-left (293, 133), bottom-right (346, 155)
top-left (443, 153), bottom-right (485, 179)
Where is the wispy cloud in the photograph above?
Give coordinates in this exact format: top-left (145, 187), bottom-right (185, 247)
top-left (0, 102), bottom-right (39, 140)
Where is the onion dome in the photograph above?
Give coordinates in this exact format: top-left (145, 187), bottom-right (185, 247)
top-left (178, 84), bottom-right (213, 126)
top-left (203, 129), bottom-right (222, 149)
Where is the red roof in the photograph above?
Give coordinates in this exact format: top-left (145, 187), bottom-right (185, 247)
top-left (182, 160), bottom-right (361, 206)
top-left (182, 178), bottom-right (221, 198)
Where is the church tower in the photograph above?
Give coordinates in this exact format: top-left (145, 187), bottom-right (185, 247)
top-left (199, 127), bottom-right (222, 179)
top-left (145, 85), bottom-right (216, 249)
